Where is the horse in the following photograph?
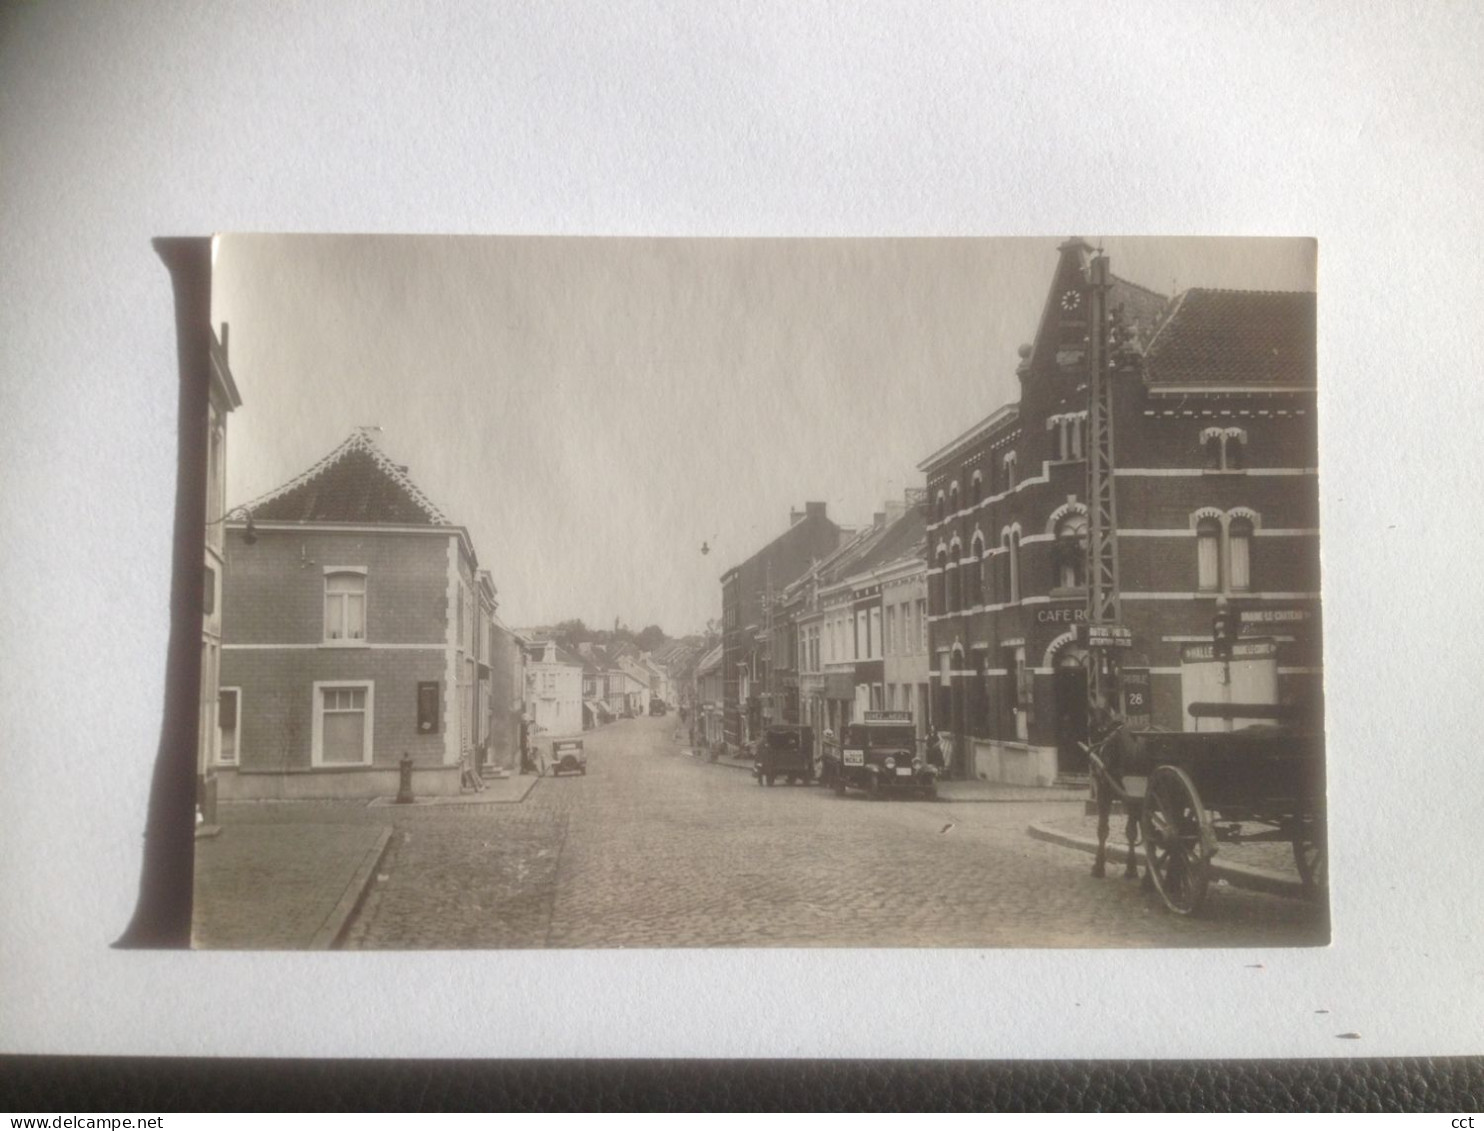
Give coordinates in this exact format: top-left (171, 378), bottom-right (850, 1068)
top-left (1085, 718), bottom-right (1144, 883)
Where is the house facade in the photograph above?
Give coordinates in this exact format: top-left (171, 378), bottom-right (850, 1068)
top-left (919, 239), bottom-right (1320, 785)
top-left (720, 501), bottom-right (843, 749)
top-left (200, 325), bottom-right (243, 825)
top-left (523, 639), bottom-right (585, 737)
top-left (219, 429), bottom-right (509, 799)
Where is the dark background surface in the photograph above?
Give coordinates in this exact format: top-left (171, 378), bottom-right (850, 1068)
top-left (3, 1056), bottom-right (1482, 1112)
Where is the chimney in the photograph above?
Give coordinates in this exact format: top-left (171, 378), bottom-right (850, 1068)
top-left (804, 501), bottom-right (827, 519)
top-left (883, 497), bottom-right (906, 525)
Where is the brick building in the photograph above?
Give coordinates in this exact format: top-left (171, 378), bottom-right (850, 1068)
top-left (920, 239), bottom-right (1319, 785)
top-left (720, 502), bottom-right (844, 749)
top-left (219, 428), bottom-right (511, 799)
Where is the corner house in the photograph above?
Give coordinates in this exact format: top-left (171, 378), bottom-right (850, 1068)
top-left (218, 429), bottom-right (504, 799)
top-left (919, 239), bottom-right (1319, 787)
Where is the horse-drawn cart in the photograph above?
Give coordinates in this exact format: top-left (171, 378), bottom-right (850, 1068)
top-left (1088, 702), bottom-right (1326, 916)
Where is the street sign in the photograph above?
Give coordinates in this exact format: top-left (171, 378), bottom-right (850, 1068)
top-left (1239, 609), bottom-right (1313, 624)
top-left (863, 710), bottom-right (912, 722)
top-left (1181, 639), bottom-right (1279, 663)
top-left (1084, 624), bottom-right (1133, 648)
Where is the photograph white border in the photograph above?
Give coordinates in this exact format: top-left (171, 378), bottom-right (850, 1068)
top-left (2, 1), bottom-right (1480, 1060)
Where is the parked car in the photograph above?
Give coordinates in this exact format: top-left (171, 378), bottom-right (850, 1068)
top-left (550, 738), bottom-right (587, 776)
top-left (820, 711), bottom-right (936, 799)
top-left (752, 723), bottom-right (814, 786)
top-left (648, 698), bottom-right (667, 716)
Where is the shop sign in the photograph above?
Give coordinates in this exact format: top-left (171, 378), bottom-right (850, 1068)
top-left (1036, 606), bottom-right (1088, 625)
top-left (1121, 667), bottom-right (1152, 729)
top-left (863, 710), bottom-right (912, 722)
top-left (1085, 624), bottom-right (1133, 648)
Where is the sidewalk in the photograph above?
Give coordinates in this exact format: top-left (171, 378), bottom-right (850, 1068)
top-left (366, 770), bottom-right (540, 807)
top-left (193, 822), bottom-right (393, 949)
top-left (1027, 812), bottom-right (1308, 899)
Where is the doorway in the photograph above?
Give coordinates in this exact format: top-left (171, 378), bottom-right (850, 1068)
top-left (1053, 650), bottom-right (1089, 775)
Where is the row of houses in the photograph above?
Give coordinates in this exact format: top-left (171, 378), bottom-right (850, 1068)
top-left (520, 636), bottom-right (675, 736)
top-left (711, 238), bottom-right (1321, 787)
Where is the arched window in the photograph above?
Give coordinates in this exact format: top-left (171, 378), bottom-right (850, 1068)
top-left (1009, 530), bottom-right (1022, 603)
top-left (970, 471), bottom-right (983, 507)
top-left (935, 491), bottom-right (947, 524)
top-left (948, 482), bottom-right (961, 516)
top-left (1003, 451), bottom-right (1018, 490)
top-left (948, 538), bottom-right (963, 612)
top-left (1054, 512), bottom-right (1089, 590)
top-left (933, 547), bottom-right (949, 614)
top-left (1225, 430), bottom-right (1246, 470)
top-left (1228, 516), bottom-right (1253, 591)
top-left (1196, 518), bottom-right (1222, 591)
top-left (967, 534), bottom-right (985, 606)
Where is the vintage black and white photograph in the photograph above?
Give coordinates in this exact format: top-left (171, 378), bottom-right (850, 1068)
top-left (192, 234), bottom-right (1324, 950)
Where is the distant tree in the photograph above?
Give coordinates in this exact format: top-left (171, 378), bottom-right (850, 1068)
top-left (552, 618), bottom-right (592, 653)
top-left (635, 624), bottom-right (669, 652)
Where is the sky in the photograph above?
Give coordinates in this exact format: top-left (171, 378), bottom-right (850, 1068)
top-left (211, 235), bottom-right (1314, 635)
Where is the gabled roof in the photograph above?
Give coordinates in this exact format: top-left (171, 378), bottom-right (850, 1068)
top-left (696, 644), bottom-right (724, 674)
top-left (232, 428), bottom-right (450, 525)
top-left (1144, 288), bottom-right (1315, 387)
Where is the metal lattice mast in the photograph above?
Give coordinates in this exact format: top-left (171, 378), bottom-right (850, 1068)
top-left (1086, 254), bottom-right (1122, 709)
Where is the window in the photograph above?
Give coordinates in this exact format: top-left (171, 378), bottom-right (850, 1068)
top-left (217, 687), bottom-right (240, 764)
top-left (1054, 512), bottom-right (1089, 590)
top-left (970, 470), bottom-right (983, 506)
top-left (966, 534), bottom-right (985, 606)
top-left (932, 548), bottom-right (949, 614)
top-left (870, 607), bottom-right (882, 659)
top-left (949, 482), bottom-right (960, 516)
top-left (1228, 516), bottom-right (1253, 592)
top-left (204, 564), bottom-right (216, 616)
top-left (313, 682), bottom-right (373, 766)
top-left (1049, 413), bottom-right (1087, 461)
top-left (1003, 451), bottom-right (1018, 490)
top-left (948, 538), bottom-right (963, 612)
top-left (935, 490), bottom-right (947, 523)
top-left (1197, 517), bottom-right (1222, 591)
top-left (1002, 530), bottom-right (1022, 603)
top-left (1202, 427), bottom-right (1247, 471)
top-left (917, 599), bottom-right (928, 652)
top-left (885, 605), bottom-right (897, 655)
top-left (324, 570), bottom-right (367, 641)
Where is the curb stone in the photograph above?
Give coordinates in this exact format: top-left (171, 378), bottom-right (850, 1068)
top-left (314, 826), bottom-right (394, 950)
top-left (1026, 820), bottom-right (1310, 900)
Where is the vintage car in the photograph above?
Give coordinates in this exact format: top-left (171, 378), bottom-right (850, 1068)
top-left (820, 711), bottom-right (936, 799)
top-left (752, 723), bottom-right (814, 786)
top-left (549, 737), bottom-right (587, 776)
top-left (648, 698), bottom-right (667, 716)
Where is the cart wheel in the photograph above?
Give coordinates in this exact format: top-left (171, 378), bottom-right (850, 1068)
top-left (1141, 765), bottom-right (1213, 915)
top-left (1293, 823), bottom-right (1327, 895)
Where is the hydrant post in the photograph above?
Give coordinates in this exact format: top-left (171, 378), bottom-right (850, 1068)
top-left (395, 752), bottom-right (415, 804)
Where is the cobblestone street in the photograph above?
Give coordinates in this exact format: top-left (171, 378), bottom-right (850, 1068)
top-left (217, 714), bottom-right (1328, 949)
top-left (206, 712), bottom-right (1323, 943)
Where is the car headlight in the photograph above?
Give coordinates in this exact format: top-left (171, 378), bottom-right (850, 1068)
top-left (913, 758), bottom-right (924, 770)
top-left (884, 756), bottom-right (896, 770)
